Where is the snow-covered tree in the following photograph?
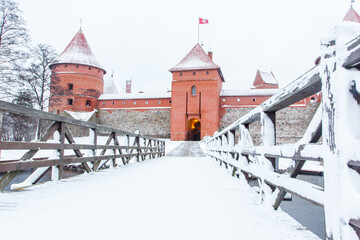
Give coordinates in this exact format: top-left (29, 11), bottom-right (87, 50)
top-left (0, 0), bottom-right (29, 96)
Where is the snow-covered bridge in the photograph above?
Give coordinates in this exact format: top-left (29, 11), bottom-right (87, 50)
top-left (0, 141), bottom-right (319, 240)
top-left (1, 16), bottom-right (360, 240)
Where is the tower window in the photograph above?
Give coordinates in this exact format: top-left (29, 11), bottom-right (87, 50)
top-left (145, 101), bottom-right (149, 105)
top-left (206, 71), bottom-right (209, 75)
top-left (222, 99), bottom-right (225, 102)
top-left (191, 86), bottom-right (196, 96)
top-left (122, 101), bottom-right (125, 105)
top-left (133, 101), bottom-right (136, 105)
top-left (237, 98), bottom-right (240, 102)
top-left (112, 102), bottom-right (114, 105)
top-left (68, 83), bottom-right (73, 90)
top-left (158, 100), bottom-right (161, 104)
top-left (67, 99), bottom-right (73, 105)
top-left (102, 102), bottom-right (105, 105)
top-left (89, 67), bottom-right (91, 70)
top-left (65, 64), bottom-right (67, 68)
top-left (193, 72), bottom-right (196, 76)
top-left (180, 72), bottom-right (183, 76)
top-left (86, 100), bottom-right (91, 106)
top-left (252, 98), bottom-right (256, 102)
top-left (76, 65), bottom-right (79, 68)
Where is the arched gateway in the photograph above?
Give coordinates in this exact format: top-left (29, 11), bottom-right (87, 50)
top-left (187, 118), bottom-right (201, 141)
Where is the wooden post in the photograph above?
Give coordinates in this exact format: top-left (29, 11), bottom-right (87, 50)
top-left (261, 111), bottom-right (277, 171)
top-left (321, 29), bottom-right (360, 239)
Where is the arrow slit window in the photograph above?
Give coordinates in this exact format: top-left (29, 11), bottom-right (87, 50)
top-left (192, 86), bottom-right (196, 96)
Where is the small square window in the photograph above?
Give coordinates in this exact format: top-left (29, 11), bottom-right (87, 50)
top-left (65, 64), bottom-right (67, 68)
top-left (237, 98), bottom-right (240, 102)
top-left (252, 98), bottom-right (256, 102)
top-left (76, 65), bottom-right (79, 68)
top-left (122, 101), bottom-right (125, 105)
top-left (89, 67), bottom-right (91, 70)
top-left (112, 102), bottom-right (114, 105)
top-left (145, 101), bottom-right (148, 105)
top-left (158, 100), bottom-right (161, 104)
top-left (86, 100), bottom-right (91, 106)
top-left (67, 99), bottom-right (73, 105)
top-left (222, 99), bottom-right (225, 102)
top-left (180, 72), bottom-right (183, 76)
top-left (206, 71), bottom-right (209, 75)
top-left (68, 83), bottom-right (73, 90)
top-left (133, 101), bottom-right (136, 105)
top-left (193, 72), bottom-right (196, 76)
top-left (102, 102), bottom-right (105, 105)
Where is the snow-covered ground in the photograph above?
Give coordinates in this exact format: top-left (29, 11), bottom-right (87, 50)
top-left (0, 142), bottom-right (319, 240)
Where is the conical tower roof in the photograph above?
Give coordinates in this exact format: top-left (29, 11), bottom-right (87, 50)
top-left (169, 43), bottom-right (220, 72)
top-left (343, 6), bottom-right (360, 23)
top-left (50, 30), bottom-right (106, 73)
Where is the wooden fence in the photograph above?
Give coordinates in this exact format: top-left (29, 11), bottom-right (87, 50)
top-left (0, 100), bottom-right (165, 192)
top-left (205, 24), bottom-right (360, 239)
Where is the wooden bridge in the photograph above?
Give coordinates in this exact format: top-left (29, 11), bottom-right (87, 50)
top-left (0, 23), bottom-right (360, 240)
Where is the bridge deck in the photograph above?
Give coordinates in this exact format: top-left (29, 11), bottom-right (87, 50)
top-left (0, 142), bottom-right (318, 240)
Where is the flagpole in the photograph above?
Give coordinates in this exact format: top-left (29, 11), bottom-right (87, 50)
top-left (198, 17), bottom-right (200, 43)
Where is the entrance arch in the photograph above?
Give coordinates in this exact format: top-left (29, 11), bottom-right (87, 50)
top-left (187, 118), bottom-right (201, 141)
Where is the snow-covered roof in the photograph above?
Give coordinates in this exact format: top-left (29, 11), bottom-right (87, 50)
top-left (104, 77), bottom-right (118, 94)
top-left (99, 92), bottom-right (171, 100)
top-left (64, 110), bottom-right (97, 122)
top-left (169, 43), bottom-right (220, 72)
top-left (50, 30), bottom-right (106, 73)
top-left (343, 6), bottom-right (360, 23)
top-left (220, 89), bottom-right (279, 97)
top-left (259, 71), bottom-right (278, 85)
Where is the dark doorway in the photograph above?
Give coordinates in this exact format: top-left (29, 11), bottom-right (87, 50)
top-left (187, 118), bottom-right (201, 141)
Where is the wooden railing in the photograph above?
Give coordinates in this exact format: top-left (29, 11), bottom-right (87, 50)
top-left (205, 24), bottom-right (360, 239)
top-left (0, 100), bottom-right (165, 191)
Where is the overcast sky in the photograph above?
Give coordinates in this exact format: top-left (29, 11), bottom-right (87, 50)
top-left (17, 0), bottom-right (357, 93)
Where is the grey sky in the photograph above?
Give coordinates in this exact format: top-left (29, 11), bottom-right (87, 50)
top-left (18, 0), bottom-right (355, 93)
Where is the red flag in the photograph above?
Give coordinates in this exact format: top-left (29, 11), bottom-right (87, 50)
top-left (199, 18), bottom-right (209, 24)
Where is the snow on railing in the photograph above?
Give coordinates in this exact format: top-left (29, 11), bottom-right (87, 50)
top-left (0, 100), bottom-right (165, 192)
top-left (206, 22), bottom-right (360, 240)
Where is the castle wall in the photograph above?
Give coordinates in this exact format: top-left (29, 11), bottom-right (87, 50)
top-left (98, 109), bottom-right (171, 138)
top-left (219, 102), bottom-right (320, 145)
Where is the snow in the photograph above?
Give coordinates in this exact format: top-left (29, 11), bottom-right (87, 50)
top-left (51, 30), bottom-right (105, 72)
top-left (0, 145), bottom-right (319, 240)
top-left (169, 43), bottom-right (220, 72)
top-left (259, 71), bottom-right (278, 85)
top-left (220, 88), bottom-right (279, 97)
top-left (99, 91), bottom-right (171, 100)
top-left (103, 77), bottom-right (119, 94)
top-left (64, 110), bottom-right (97, 122)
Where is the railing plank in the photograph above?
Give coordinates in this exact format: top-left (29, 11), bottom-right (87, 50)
top-left (0, 152), bottom-right (163, 173)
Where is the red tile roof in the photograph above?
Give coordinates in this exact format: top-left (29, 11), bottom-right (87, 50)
top-left (343, 6), bottom-right (360, 23)
top-left (50, 30), bottom-right (105, 73)
top-left (170, 43), bottom-right (220, 72)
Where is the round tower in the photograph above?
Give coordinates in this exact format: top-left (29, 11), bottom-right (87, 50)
top-left (49, 29), bottom-right (106, 113)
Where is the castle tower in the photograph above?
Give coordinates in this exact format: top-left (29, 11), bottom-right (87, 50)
top-left (343, 5), bottom-right (360, 23)
top-left (49, 29), bottom-right (106, 113)
top-left (169, 43), bottom-right (224, 141)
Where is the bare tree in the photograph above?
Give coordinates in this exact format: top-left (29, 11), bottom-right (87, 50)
top-left (16, 44), bottom-right (57, 111)
top-left (0, 0), bottom-right (29, 92)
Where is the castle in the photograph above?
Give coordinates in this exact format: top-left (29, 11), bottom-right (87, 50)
top-left (48, 6), bottom-right (360, 141)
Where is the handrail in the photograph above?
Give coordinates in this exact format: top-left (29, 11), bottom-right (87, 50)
top-left (0, 100), bottom-right (165, 191)
top-left (206, 23), bottom-right (360, 239)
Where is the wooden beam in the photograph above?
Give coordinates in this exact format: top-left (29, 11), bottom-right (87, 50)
top-left (349, 219), bottom-right (360, 238)
top-left (0, 171), bottom-right (20, 192)
top-left (0, 100), bottom-right (162, 141)
top-left (0, 152), bottom-right (163, 172)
